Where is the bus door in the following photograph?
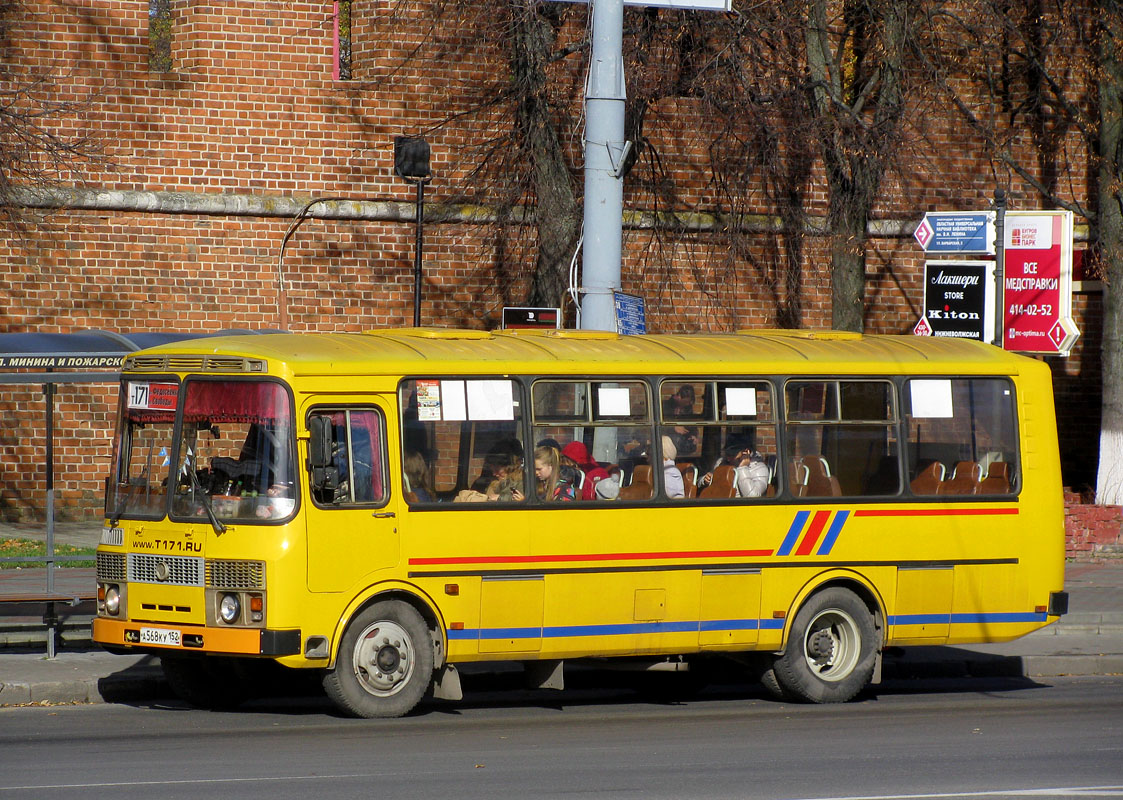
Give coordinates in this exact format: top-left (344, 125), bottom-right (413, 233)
top-left (304, 400), bottom-right (400, 593)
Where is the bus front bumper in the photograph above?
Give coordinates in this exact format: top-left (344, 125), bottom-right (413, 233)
top-left (93, 618), bottom-right (300, 656)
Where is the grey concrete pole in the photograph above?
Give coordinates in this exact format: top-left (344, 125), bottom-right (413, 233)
top-left (580, 0), bottom-right (627, 332)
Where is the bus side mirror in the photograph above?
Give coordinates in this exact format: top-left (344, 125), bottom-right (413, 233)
top-left (308, 417), bottom-right (333, 469)
top-left (308, 416), bottom-right (340, 497)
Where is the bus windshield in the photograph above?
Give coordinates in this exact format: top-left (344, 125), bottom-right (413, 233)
top-left (109, 379), bottom-right (296, 524)
top-left (108, 380), bottom-right (179, 521)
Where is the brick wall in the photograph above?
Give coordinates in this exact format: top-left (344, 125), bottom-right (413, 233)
top-left (1065, 492), bottom-right (1123, 561)
top-left (0, 1), bottom-right (1107, 519)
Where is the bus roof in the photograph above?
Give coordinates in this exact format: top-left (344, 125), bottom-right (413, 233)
top-left (124, 328), bottom-right (1039, 378)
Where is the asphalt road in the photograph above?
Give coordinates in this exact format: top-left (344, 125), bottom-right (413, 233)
top-left (1, 674), bottom-right (1121, 800)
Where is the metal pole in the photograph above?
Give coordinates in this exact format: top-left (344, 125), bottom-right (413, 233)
top-left (413, 179), bottom-right (426, 327)
top-left (579, 0), bottom-right (626, 332)
top-left (44, 379), bottom-right (56, 658)
top-left (993, 188), bottom-right (1007, 349)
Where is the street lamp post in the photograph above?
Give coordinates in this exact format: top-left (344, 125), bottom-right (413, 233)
top-left (395, 136), bottom-right (432, 327)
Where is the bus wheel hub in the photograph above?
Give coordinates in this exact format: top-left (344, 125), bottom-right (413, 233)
top-left (354, 621), bottom-right (413, 695)
top-left (808, 628), bottom-right (836, 664)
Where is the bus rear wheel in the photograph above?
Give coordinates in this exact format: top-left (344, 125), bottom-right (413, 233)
top-left (768, 587), bottom-right (877, 704)
top-left (323, 600), bottom-right (434, 718)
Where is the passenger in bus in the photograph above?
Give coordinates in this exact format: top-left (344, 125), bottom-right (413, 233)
top-left (486, 467), bottom-right (525, 502)
top-left (662, 384), bottom-right (699, 455)
top-left (562, 441), bottom-right (610, 500)
top-left (533, 445), bottom-right (577, 501)
top-left (471, 452), bottom-right (513, 493)
top-left (734, 450), bottom-right (770, 498)
top-left (594, 472), bottom-right (621, 500)
top-left (403, 450), bottom-right (435, 503)
top-left (661, 436), bottom-right (685, 499)
top-left (700, 438), bottom-right (752, 489)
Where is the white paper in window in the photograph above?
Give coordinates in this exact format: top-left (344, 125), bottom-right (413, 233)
top-left (597, 387), bottom-right (632, 416)
top-left (725, 387), bottom-right (758, 416)
top-left (440, 380), bottom-right (467, 421)
top-left (467, 380), bottom-right (514, 420)
top-left (415, 380), bottom-right (442, 421)
top-left (910, 380), bottom-right (954, 418)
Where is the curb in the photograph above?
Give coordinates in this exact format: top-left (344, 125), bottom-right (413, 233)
top-left (0, 672), bottom-right (168, 706)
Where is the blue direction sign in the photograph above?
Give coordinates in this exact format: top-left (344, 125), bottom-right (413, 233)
top-left (613, 292), bottom-right (646, 335)
top-left (913, 211), bottom-right (996, 254)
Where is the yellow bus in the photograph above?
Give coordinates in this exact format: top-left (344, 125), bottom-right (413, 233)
top-left (92, 328), bottom-right (1068, 717)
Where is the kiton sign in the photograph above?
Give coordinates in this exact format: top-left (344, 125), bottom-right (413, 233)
top-left (917, 261), bottom-right (993, 341)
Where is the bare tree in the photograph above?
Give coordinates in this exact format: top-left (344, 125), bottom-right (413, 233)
top-left (1095, 0), bottom-right (1123, 503)
top-left (804, 0), bottom-right (914, 332)
top-left (0, 1), bottom-right (102, 224)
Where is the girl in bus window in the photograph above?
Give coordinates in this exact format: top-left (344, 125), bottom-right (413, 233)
top-left (534, 446), bottom-right (576, 502)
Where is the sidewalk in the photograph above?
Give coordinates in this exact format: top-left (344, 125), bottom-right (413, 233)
top-left (1, 561), bottom-right (1121, 707)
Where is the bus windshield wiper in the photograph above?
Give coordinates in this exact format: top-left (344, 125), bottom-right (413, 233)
top-left (182, 447), bottom-right (226, 535)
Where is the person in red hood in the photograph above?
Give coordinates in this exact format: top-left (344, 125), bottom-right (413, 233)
top-left (561, 441), bottom-right (610, 500)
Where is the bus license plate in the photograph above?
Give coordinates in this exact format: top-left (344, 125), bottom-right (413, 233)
top-left (140, 627), bottom-right (181, 647)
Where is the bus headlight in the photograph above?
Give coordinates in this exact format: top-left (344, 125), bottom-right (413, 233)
top-left (104, 586), bottom-right (120, 616)
top-left (219, 593), bottom-right (240, 624)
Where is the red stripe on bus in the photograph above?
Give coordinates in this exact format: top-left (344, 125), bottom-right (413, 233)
top-left (795, 510), bottom-right (832, 556)
top-left (409, 549), bottom-right (774, 566)
top-left (853, 508), bottom-right (1019, 517)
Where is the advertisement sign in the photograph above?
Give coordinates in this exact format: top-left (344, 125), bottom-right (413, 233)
top-left (918, 261), bottom-right (994, 341)
top-left (1002, 210), bottom-right (1080, 355)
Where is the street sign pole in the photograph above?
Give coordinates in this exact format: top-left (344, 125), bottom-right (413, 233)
top-left (579, 0), bottom-right (626, 332)
top-left (992, 189), bottom-right (1007, 349)
top-left (574, 0), bottom-right (728, 332)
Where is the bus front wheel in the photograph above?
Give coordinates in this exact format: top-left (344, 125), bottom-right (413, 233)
top-left (768, 587), bottom-right (877, 703)
top-left (323, 600), bottom-right (434, 718)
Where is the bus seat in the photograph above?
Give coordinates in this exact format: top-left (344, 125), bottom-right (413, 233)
top-left (677, 464), bottom-right (699, 498)
top-left (975, 461), bottom-right (1010, 494)
top-left (700, 465), bottom-right (737, 498)
top-left (405, 491), bottom-right (420, 504)
top-left (802, 456), bottom-right (841, 497)
top-left (804, 472), bottom-right (841, 497)
top-left (937, 461), bottom-right (981, 495)
top-left (910, 461), bottom-right (945, 495)
top-left (618, 477), bottom-right (652, 500)
top-left (789, 459), bottom-right (810, 497)
top-left (631, 464), bottom-right (652, 487)
top-left (676, 462), bottom-right (698, 487)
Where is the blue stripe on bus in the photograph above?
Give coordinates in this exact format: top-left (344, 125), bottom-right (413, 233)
top-left (777, 511), bottom-right (810, 556)
top-left (889, 612), bottom-right (1047, 625)
top-left (449, 611), bottom-right (1046, 642)
top-left (816, 510), bottom-right (849, 556)
top-left (699, 619), bottom-right (759, 632)
top-left (447, 618), bottom-right (785, 640)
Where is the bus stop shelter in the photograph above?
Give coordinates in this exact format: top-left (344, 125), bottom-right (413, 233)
top-left (0, 329), bottom-right (275, 654)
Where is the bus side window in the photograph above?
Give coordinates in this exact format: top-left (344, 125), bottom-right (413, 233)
top-left (532, 379), bottom-right (653, 501)
top-left (672, 380), bottom-right (779, 502)
top-left (307, 408), bottom-right (385, 506)
top-left (784, 380), bottom-right (901, 498)
top-left (399, 378), bottom-right (526, 504)
top-left (904, 378), bottom-right (1018, 497)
